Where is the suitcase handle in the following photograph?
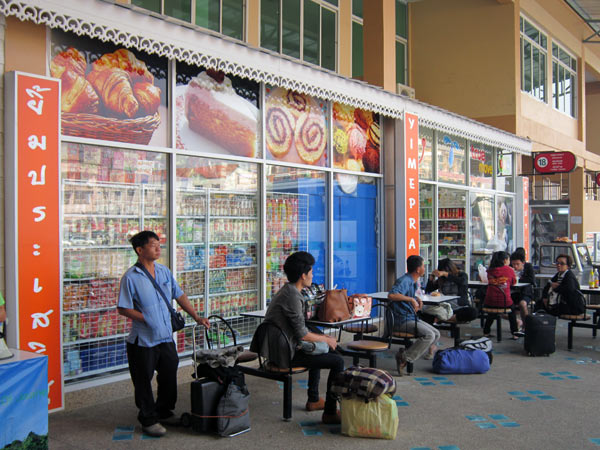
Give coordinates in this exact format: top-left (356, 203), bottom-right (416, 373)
top-left (192, 324), bottom-right (200, 380)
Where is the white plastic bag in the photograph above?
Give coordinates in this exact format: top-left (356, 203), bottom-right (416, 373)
top-left (485, 237), bottom-right (507, 252)
top-left (477, 264), bottom-right (488, 283)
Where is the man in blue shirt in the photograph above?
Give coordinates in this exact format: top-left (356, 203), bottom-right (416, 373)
top-left (118, 231), bottom-right (209, 437)
top-left (389, 255), bottom-right (440, 375)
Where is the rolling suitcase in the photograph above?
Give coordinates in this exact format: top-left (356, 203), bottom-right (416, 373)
top-left (524, 310), bottom-right (556, 356)
top-left (189, 378), bottom-right (226, 433)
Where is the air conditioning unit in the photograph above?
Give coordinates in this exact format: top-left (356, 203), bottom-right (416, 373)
top-left (396, 83), bottom-right (415, 99)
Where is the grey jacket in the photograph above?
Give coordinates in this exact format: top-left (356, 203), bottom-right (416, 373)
top-left (252, 283), bottom-right (308, 368)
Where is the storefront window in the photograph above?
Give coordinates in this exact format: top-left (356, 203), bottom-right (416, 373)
top-left (419, 183), bottom-right (435, 278)
top-left (333, 175), bottom-right (378, 294)
top-left (437, 134), bottom-right (466, 185)
top-left (266, 166), bottom-right (327, 302)
top-left (496, 196), bottom-right (515, 254)
top-left (469, 143), bottom-right (493, 189)
top-left (50, 30), bottom-right (168, 148)
top-left (62, 144), bottom-right (168, 380)
top-left (470, 193), bottom-right (495, 279)
top-left (497, 149), bottom-right (514, 192)
top-left (332, 103), bottom-right (381, 173)
top-left (175, 157), bottom-right (258, 354)
top-left (175, 62), bottom-right (260, 158)
top-left (264, 86), bottom-right (328, 167)
top-left (437, 188), bottom-right (467, 272)
top-left (418, 127), bottom-right (434, 180)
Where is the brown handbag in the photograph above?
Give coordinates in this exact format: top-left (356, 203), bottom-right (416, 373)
top-left (317, 289), bottom-right (351, 322)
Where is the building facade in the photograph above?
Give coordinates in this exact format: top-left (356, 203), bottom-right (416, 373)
top-left (0, 0), bottom-right (533, 409)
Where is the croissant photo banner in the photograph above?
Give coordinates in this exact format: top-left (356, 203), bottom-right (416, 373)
top-left (5, 71), bottom-right (63, 411)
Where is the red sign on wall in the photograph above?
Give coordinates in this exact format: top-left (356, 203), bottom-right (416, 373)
top-left (7, 72), bottom-right (62, 410)
top-left (404, 113), bottom-right (419, 257)
top-left (533, 151), bottom-right (576, 174)
top-left (596, 172), bottom-right (600, 187)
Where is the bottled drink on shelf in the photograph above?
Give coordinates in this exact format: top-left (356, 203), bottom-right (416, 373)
top-left (590, 269), bottom-right (596, 289)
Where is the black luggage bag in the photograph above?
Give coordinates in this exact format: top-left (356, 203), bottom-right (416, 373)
top-left (524, 310), bottom-right (556, 356)
top-left (189, 378), bottom-right (227, 433)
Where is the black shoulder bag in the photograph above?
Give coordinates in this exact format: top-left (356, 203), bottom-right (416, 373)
top-left (135, 262), bottom-right (186, 332)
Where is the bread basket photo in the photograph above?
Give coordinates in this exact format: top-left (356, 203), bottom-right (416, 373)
top-left (61, 112), bottom-right (160, 145)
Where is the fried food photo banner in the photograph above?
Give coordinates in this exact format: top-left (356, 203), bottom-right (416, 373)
top-left (333, 102), bottom-right (380, 174)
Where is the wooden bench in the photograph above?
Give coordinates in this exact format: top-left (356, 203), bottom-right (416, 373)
top-left (338, 303), bottom-right (392, 369)
top-left (237, 321), bottom-right (307, 421)
top-left (585, 304), bottom-right (600, 338)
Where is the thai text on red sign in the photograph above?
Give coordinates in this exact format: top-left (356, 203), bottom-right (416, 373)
top-left (15, 73), bottom-right (62, 410)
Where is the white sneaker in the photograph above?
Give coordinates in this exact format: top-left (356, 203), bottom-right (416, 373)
top-left (142, 423), bottom-right (166, 437)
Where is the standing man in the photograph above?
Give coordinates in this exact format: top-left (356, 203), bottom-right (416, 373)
top-left (389, 255), bottom-right (441, 375)
top-left (118, 231), bottom-right (209, 437)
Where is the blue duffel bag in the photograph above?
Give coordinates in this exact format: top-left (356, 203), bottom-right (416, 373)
top-left (432, 348), bottom-right (490, 374)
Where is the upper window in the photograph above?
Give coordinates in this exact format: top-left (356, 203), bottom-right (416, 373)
top-left (395, 0), bottom-right (408, 85)
top-left (520, 16), bottom-right (547, 102)
top-left (261, 0), bottom-right (337, 72)
top-left (352, 0), bottom-right (363, 79)
top-left (132, 0), bottom-right (244, 41)
top-left (552, 42), bottom-right (577, 117)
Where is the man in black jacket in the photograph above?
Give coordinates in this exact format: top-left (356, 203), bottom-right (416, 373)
top-left (510, 251), bottom-right (536, 329)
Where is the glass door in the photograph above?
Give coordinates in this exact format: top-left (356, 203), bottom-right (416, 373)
top-left (419, 183), bottom-right (434, 278)
top-left (470, 193), bottom-right (495, 279)
top-left (437, 188), bottom-right (467, 271)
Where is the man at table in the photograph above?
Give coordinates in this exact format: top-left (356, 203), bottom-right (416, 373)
top-left (389, 255), bottom-right (441, 375)
top-left (510, 250), bottom-right (536, 330)
top-left (263, 251), bottom-right (344, 424)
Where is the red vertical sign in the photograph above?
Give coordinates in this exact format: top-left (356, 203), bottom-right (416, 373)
top-left (522, 177), bottom-right (530, 261)
top-left (15, 74), bottom-right (62, 410)
top-left (404, 113), bottom-right (419, 257)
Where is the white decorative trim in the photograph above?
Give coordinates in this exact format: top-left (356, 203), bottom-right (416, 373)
top-left (2, 0), bottom-right (532, 155)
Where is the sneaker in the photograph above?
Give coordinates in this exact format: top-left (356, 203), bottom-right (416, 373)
top-left (306, 398), bottom-right (325, 411)
top-left (322, 410), bottom-right (341, 425)
top-left (395, 350), bottom-right (407, 376)
top-left (159, 414), bottom-right (182, 427)
top-left (142, 423), bottom-right (166, 437)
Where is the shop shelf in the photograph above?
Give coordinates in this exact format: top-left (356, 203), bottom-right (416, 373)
top-left (439, 243), bottom-right (466, 247)
top-left (63, 244), bottom-right (131, 250)
top-left (209, 241), bottom-right (257, 245)
top-left (64, 214), bottom-right (140, 219)
top-left (438, 218), bottom-right (466, 221)
top-left (187, 294), bottom-right (205, 300)
top-left (178, 268), bottom-right (206, 274)
top-left (210, 216), bottom-right (257, 220)
top-left (64, 363), bottom-right (130, 382)
top-left (209, 264), bottom-right (257, 271)
top-left (63, 306), bottom-right (118, 315)
top-left (177, 242), bottom-right (206, 246)
top-left (209, 289), bottom-right (257, 297)
top-left (65, 333), bottom-right (129, 345)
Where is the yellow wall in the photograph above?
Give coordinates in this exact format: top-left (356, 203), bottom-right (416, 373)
top-left (5, 17), bottom-right (46, 75)
top-left (585, 83), bottom-right (600, 157)
top-left (363, 0), bottom-right (396, 92)
top-left (410, 0), bottom-right (517, 128)
top-left (246, 0), bottom-right (259, 47)
top-left (583, 199), bottom-right (600, 235)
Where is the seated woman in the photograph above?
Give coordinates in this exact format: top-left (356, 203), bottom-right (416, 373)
top-left (541, 254), bottom-right (581, 316)
top-left (483, 251), bottom-right (520, 339)
top-left (423, 258), bottom-right (477, 323)
top-left (262, 251), bottom-right (344, 424)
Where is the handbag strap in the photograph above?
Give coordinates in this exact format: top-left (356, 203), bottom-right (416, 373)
top-left (135, 262), bottom-right (176, 315)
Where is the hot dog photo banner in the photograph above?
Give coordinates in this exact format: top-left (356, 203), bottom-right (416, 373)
top-left (176, 61), bottom-right (260, 158)
top-left (264, 86), bottom-right (328, 167)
